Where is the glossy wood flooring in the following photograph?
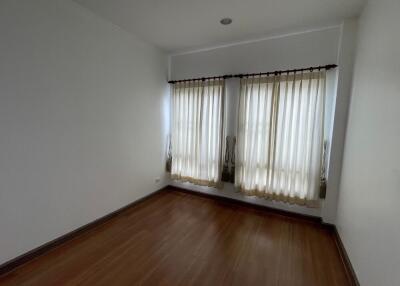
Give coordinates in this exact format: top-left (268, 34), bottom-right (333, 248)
top-left (0, 188), bottom-right (351, 286)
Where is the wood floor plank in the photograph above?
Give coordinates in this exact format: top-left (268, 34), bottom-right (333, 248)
top-left (0, 188), bottom-right (351, 286)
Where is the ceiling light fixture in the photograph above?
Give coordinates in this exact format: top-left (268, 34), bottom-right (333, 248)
top-left (220, 18), bottom-right (232, 25)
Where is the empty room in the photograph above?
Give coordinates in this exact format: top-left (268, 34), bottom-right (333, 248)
top-left (0, 0), bottom-right (399, 285)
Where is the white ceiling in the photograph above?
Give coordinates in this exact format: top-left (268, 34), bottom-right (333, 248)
top-left (73, 0), bottom-right (365, 53)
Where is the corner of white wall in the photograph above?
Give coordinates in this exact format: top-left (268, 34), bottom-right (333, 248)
top-left (322, 17), bottom-right (359, 223)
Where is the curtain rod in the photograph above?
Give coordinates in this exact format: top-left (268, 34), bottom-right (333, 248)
top-left (168, 64), bottom-right (337, 84)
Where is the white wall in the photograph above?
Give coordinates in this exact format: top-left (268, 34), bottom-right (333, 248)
top-left (336, 1), bottom-right (400, 285)
top-left (0, 0), bottom-right (168, 264)
top-left (170, 26), bottom-right (351, 218)
top-left (171, 27), bottom-right (340, 79)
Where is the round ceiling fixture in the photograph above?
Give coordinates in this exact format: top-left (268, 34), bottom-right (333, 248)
top-left (220, 18), bottom-right (232, 25)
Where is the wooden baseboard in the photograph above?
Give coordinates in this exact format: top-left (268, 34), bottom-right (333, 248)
top-left (168, 185), bottom-right (323, 224)
top-left (331, 225), bottom-right (360, 286)
top-left (0, 186), bottom-right (168, 276)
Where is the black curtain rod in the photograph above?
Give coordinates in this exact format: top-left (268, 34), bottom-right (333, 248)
top-left (168, 64), bottom-right (338, 84)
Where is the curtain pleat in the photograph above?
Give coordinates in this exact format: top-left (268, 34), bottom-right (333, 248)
top-left (235, 71), bottom-right (326, 206)
top-left (171, 79), bottom-right (225, 186)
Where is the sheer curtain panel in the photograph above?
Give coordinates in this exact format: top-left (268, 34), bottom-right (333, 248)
top-left (235, 71), bottom-right (326, 206)
top-left (171, 79), bottom-right (225, 186)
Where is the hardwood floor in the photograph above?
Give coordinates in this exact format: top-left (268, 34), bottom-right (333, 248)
top-left (0, 188), bottom-right (351, 286)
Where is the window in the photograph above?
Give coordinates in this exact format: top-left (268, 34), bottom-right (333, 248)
top-left (171, 79), bottom-right (225, 186)
top-left (235, 71), bottom-right (326, 205)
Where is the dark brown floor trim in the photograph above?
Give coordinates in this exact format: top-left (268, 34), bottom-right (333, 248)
top-left (168, 185), bottom-right (323, 224)
top-left (331, 225), bottom-right (360, 286)
top-left (0, 186), bottom-right (167, 276)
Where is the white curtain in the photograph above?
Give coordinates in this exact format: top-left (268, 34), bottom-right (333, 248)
top-left (235, 71), bottom-right (326, 205)
top-left (171, 79), bottom-right (225, 186)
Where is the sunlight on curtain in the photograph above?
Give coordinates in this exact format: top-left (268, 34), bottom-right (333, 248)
top-left (171, 79), bottom-right (225, 186)
top-left (235, 71), bottom-right (326, 206)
